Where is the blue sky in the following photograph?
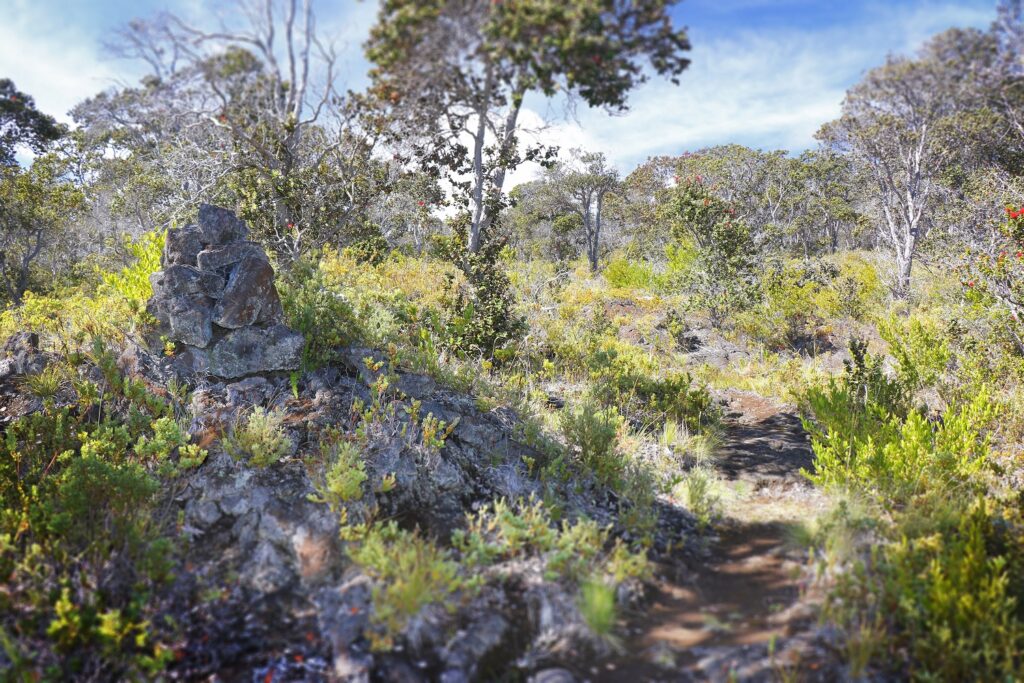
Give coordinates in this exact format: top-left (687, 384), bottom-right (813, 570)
top-left (0, 0), bottom-right (999, 177)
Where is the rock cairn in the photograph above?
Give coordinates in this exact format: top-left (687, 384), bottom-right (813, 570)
top-left (147, 204), bottom-right (303, 378)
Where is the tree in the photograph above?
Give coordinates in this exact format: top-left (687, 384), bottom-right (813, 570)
top-left (104, 0), bottom-right (379, 259)
top-left (0, 79), bottom-right (64, 167)
top-left (542, 149), bottom-right (619, 271)
top-left (365, 0), bottom-right (690, 255)
top-left (819, 32), bottom-right (989, 296)
top-left (0, 155), bottom-right (86, 304)
top-left (660, 177), bottom-right (757, 326)
top-left (790, 149), bottom-right (863, 255)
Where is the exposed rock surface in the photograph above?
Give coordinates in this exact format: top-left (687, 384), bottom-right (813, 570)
top-left (147, 204), bottom-right (302, 378)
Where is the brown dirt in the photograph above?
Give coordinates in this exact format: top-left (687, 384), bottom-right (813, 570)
top-left (591, 390), bottom-right (827, 682)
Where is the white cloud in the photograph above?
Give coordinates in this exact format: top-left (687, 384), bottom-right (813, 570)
top-left (509, 0), bottom-right (996, 185)
top-left (0, 0), bottom-right (127, 122)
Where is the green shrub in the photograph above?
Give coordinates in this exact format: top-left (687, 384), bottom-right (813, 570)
top-left (348, 521), bottom-right (467, 651)
top-left (586, 340), bottom-right (713, 430)
top-left (604, 255), bottom-right (657, 290)
top-left (560, 400), bottom-right (624, 486)
top-left (579, 577), bottom-right (618, 637)
top-left (311, 428), bottom-right (368, 511)
top-left (224, 407), bottom-right (292, 468)
top-left (831, 500), bottom-right (1024, 681)
top-left (279, 254), bottom-right (360, 370)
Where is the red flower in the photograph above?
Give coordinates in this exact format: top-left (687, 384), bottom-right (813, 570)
top-left (967, 280), bottom-right (975, 288)
top-left (1017, 251), bottom-right (1023, 259)
top-left (417, 200), bottom-right (425, 207)
top-left (287, 222), bottom-right (294, 228)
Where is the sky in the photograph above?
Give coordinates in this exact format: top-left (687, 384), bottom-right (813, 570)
top-left (0, 0), bottom-right (1000, 179)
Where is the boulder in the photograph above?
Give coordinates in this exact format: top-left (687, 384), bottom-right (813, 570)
top-left (212, 254), bottom-right (284, 329)
top-left (197, 203), bottom-right (249, 245)
top-left (197, 242), bottom-right (267, 272)
top-left (146, 205), bottom-right (303, 376)
top-left (163, 225), bottom-right (204, 266)
top-left (151, 264), bottom-right (225, 299)
top-left (206, 324), bottom-right (303, 378)
top-left (0, 331), bottom-right (47, 378)
top-left (149, 293), bottom-right (214, 348)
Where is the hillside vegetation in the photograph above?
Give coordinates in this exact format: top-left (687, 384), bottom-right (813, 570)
top-left (3, 1), bottom-right (1024, 681)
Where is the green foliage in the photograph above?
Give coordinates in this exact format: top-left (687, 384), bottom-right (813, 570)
top-left (348, 520), bottom-right (467, 651)
top-left (831, 500), bottom-right (1024, 681)
top-left (311, 428), bottom-right (368, 512)
top-left (604, 254), bottom-right (657, 290)
top-left (437, 227), bottom-right (526, 359)
top-left (559, 400), bottom-right (624, 487)
top-left (586, 339), bottom-right (713, 430)
top-left (661, 178), bottom-right (758, 325)
top-left (223, 406), bottom-right (292, 468)
top-left (672, 466), bottom-right (722, 534)
top-left (0, 352), bottom-right (206, 676)
top-left (453, 497), bottom-right (650, 586)
top-left (579, 577), bottom-right (618, 637)
top-left (279, 253), bottom-right (360, 370)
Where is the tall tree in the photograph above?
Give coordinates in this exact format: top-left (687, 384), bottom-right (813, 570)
top-left (0, 155), bottom-right (86, 304)
top-left (543, 149), bottom-right (619, 271)
top-left (0, 79), bottom-right (65, 168)
top-left (819, 33), bottom-right (984, 296)
top-left (365, 0), bottom-right (690, 254)
top-left (104, 0), bottom-right (378, 258)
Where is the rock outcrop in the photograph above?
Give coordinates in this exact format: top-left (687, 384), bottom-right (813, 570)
top-left (147, 205), bottom-right (302, 378)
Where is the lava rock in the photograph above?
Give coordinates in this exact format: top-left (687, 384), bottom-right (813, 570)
top-left (149, 293), bottom-right (215, 348)
top-left (197, 241), bottom-right (267, 272)
top-left (212, 254), bottom-right (284, 329)
top-left (151, 264), bottom-right (225, 299)
top-left (197, 203), bottom-right (249, 245)
top-left (206, 324), bottom-right (303, 378)
top-left (163, 225), bottom-right (204, 266)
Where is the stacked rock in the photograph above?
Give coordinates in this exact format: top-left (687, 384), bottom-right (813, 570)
top-left (147, 204), bottom-right (303, 379)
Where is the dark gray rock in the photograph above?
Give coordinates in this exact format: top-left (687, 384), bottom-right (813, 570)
top-left (0, 331), bottom-right (46, 378)
top-left (197, 203), bottom-right (249, 245)
top-left (149, 293), bottom-right (214, 348)
top-left (151, 264), bottom-right (225, 299)
top-left (212, 254), bottom-right (284, 329)
top-left (206, 324), bottom-right (303, 378)
top-left (197, 242), bottom-right (267, 272)
top-left (163, 225), bottom-right (204, 266)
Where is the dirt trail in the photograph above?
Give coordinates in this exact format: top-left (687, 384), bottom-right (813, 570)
top-left (594, 390), bottom-right (828, 682)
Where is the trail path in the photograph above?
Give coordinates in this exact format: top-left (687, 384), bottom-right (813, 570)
top-left (595, 390), bottom-right (831, 682)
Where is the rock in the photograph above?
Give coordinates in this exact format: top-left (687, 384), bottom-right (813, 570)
top-left (212, 254), bottom-right (284, 328)
top-left (225, 376), bottom-right (271, 406)
top-left (163, 225), bottom-right (204, 266)
top-left (197, 242), bottom-right (267, 272)
top-left (206, 324), bottom-right (303, 378)
top-left (151, 264), bottom-right (225, 299)
top-left (149, 293), bottom-right (214, 348)
top-left (197, 203), bottom-right (249, 245)
top-left (146, 205), bottom-right (304, 376)
top-left (0, 332), bottom-right (46, 377)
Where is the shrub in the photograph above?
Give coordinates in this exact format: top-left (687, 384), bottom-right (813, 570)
top-left (311, 428), bottom-right (368, 511)
top-left (604, 254), bottom-right (657, 290)
top-left (672, 465), bottom-right (722, 534)
top-left (586, 339), bottom-right (713, 430)
top-left (348, 521), bottom-right (467, 651)
top-left (453, 497), bottom-right (649, 585)
top-left (223, 407), bottom-right (292, 468)
top-left (830, 499), bottom-right (1024, 681)
top-left (560, 400), bottom-right (624, 486)
top-left (279, 253), bottom-right (360, 370)
top-left (579, 577), bottom-right (618, 637)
